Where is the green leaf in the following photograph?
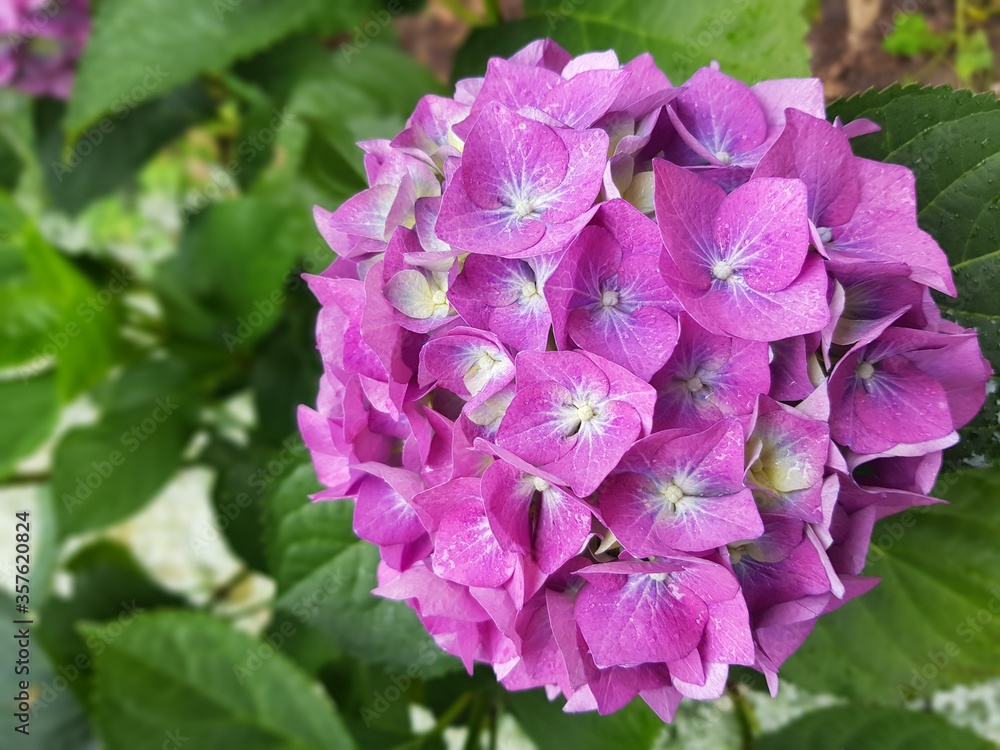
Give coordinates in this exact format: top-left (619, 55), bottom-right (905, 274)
top-left (37, 84), bottom-right (217, 214)
top-left (154, 197), bottom-right (302, 347)
top-left (290, 43), bottom-right (446, 182)
top-left (0, 372), bottom-right (59, 480)
top-left (1, 594), bottom-right (93, 749)
top-left (757, 704), bottom-right (998, 749)
top-left (782, 469), bottom-right (1000, 701)
top-left (505, 689), bottom-right (665, 749)
top-left (0, 197), bottom-right (120, 399)
top-left (36, 541), bottom-right (185, 699)
top-left (270, 465), bottom-right (460, 675)
top-left (827, 85), bottom-right (1000, 465)
top-left (882, 13), bottom-right (946, 57)
top-left (66, 0), bottom-right (384, 129)
top-left (204, 436), bottom-right (310, 573)
top-left (956, 30), bottom-right (995, 84)
top-left (454, 0), bottom-right (810, 84)
top-left (52, 365), bottom-right (196, 538)
top-left (83, 611), bottom-right (357, 750)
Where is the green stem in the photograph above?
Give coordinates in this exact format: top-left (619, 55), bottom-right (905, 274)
top-left (2, 473), bottom-right (50, 487)
top-left (482, 0), bottom-right (502, 24)
top-left (728, 683), bottom-right (759, 750)
top-left (439, 0), bottom-right (485, 26)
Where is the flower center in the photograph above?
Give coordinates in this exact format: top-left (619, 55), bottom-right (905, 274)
top-left (521, 281), bottom-right (539, 299)
top-left (600, 289), bottom-right (620, 308)
top-left (714, 150), bottom-right (732, 166)
top-left (712, 261), bottom-right (735, 281)
top-left (817, 226), bottom-right (833, 244)
top-left (856, 360), bottom-right (875, 380)
top-left (685, 375), bottom-right (705, 393)
top-left (532, 476), bottom-right (550, 493)
top-left (476, 350), bottom-right (498, 372)
top-left (431, 289), bottom-right (448, 307)
top-left (661, 482), bottom-right (684, 507)
top-left (512, 196), bottom-right (539, 219)
top-left (574, 403), bottom-right (596, 423)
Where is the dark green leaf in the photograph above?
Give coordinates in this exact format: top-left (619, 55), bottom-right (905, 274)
top-left (37, 84), bottom-right (217, 214)
top-left (454, 0), bottom-right (810, 84)
top-left (757, 704), bottom-right (998, 749)
top-left (783, 469), bottom-right (1000, 701)
top-left (269, 466), bottom-right (460, 675)
top-left (154, 197), bottom-right (302, 348)
top-left (37, 541), bottom-right (185, 699)
top-left (53, 365), bottom-right (196, 537)
top-left (505, 689), bottom-right (665, 749)
top-left (83, 611), bottom-right (357, 750)
top-left (827, 85), bottom-right (1000, 468)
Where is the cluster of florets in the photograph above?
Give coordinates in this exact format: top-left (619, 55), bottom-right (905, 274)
top-left (0, 0), bottom-right (90, 99)
top-left (300, 40), bottom-right (990, 719)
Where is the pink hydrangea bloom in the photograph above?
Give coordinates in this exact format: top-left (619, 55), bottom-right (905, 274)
top-left (0, 0), bottom-right (90, 99)
top-left (300, 39), bottom-right (991, 720)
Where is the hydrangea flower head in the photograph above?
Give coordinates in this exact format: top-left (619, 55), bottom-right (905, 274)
top-left (301, 39), bottom-right (991, 720)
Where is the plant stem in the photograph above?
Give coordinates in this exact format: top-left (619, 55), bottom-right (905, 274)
top-left (482, 0), bottom-right (502, 24)
top-left (728, 683), bottom-right (759, 750)
top-left (3, 473), bottom-right (50, 487)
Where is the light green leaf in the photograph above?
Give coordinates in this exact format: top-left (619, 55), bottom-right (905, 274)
top-left (0, 196), bottom-right (119, 400)
top-left (0, 372), bottom-right (58, 480)
top-left (757, 704), bottom-right (998, 749)
top-left (66, 0), bottom-right (384, 129)
top-left (83, 612), bottom-right (357, 750)
top-left (782, 469), bottom-right (1000, 701)
top-left (882, 13), bottom-right (946, 57)
top-left (454, 0), bottom-right (810, 84)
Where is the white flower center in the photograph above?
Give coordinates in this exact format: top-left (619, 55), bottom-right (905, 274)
top-left (856, 361), bottom-right (875, 380)
top-left (712, 261), bottom-right (735, 281)
top-left (714, 150), bottom-right (732, 166)
top-left (661, 483), bottom-right (684, 506)
top-left (600, 289), bottom-right (620, 308)
top-left (431, 289), bottom-right (448, 307)
top-left (817, 226), bottom-right (833, 244)
top-left (512, 196), bottom-right (539, 219)
top-left (532, 476), bottom-right (550, 493)
top-left (521, 281), bottom-right (539, 299)
top-left (574, 403), bottom-right (596, 423)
